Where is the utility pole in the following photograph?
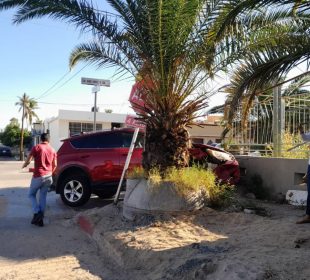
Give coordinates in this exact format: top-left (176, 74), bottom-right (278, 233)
top-left (81, 77), bottom-right (110, 132)
top-left (92, 86), bottom-right (100, 131)
top-left (272, 86), bottom-right (284, 157)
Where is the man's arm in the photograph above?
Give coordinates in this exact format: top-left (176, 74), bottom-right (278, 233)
top-left (22, 153), bottom-right (33, 169)
top-left (52, 153), bottom-right (57, 173)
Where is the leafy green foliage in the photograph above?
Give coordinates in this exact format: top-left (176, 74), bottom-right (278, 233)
top-left (126, 166), bottom-right (147, 179)
top-left (0, 121), bottom-right (31, 147)
top-left (147, 166), bottom-right (235, 209)
top-left (0, 0), bottom-right (241, 172)
top-left (281, 131), bottom-right (309, 159)
top-left (0, 122), bottom-right (20, 147)
top-left (209, 1), bottom-right (310, 134)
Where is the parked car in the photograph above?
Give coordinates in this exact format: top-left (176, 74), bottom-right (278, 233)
top-left (209, 142), bottom-right (223, 149)
top-left (53, 128), bottom-right (239, 207)
top-left (0, 145), bottom-right (12, 157)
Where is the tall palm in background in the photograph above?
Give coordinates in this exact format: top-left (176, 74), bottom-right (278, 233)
top-left (15, 93), bottom-right (39, 160)
top-left (0, 0), bottom-right (248, 173)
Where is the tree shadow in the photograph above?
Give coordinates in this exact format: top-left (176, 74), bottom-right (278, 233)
top-left (0, 186), bottom-right (118, 279)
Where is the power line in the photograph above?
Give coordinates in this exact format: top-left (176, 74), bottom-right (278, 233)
top-left (37, 101), bottom-right (130, 106)
top-left (35, 70), bottom-right (71, 100)
top-left (35, 62), bottom-right (91, 100)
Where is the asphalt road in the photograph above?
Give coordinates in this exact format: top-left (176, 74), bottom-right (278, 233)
top-left (0, 159), bottom-right (117, 222)
top-left (0, 159), bottom-right (120, 279)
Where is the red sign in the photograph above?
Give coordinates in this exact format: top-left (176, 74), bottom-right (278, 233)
top-left (125, 115), bottom-right (146, 130)
top-left (129, 81), bottom-right (147, 114)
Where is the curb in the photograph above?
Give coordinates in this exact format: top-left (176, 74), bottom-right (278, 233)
top-left (77, 215), bottom-right (94, 236)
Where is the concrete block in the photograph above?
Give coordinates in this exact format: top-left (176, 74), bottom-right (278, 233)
top-left (286, 190), bottom-right (308, 206)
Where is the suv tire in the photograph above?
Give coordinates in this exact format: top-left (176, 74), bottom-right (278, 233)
top-left (59, 174), bottom-right (91, 207)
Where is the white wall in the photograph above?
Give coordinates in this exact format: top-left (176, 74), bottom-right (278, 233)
top-left (236, 156), bottom-right (308, 196)
top-left (46, 110), bottom-right (226, 150)
top-left (47, 118), bottom-right (60, 151)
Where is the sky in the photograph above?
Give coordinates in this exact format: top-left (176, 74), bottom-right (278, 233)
top-left (0, 2), bottom-right (227, 131)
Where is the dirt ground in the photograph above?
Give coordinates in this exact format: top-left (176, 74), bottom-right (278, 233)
top-left (1, 160), bottom-right (310, 280)
top-left (0, 218), bottom-right (112, 280)
top-left (79, 198), bottom-right (310, 280)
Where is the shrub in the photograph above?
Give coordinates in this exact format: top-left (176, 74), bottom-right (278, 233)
top-left (281, 131), bottom-right (309, 159)
top-left (147, 166), bottom-right (235, 209)
top-left (126, 166), bottom-right (146, 179)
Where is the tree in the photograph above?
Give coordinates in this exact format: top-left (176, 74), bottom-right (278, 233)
top-left (0, 121), bottom-right (20, 147)
top-left (15, 93), bottom-right (39, 160)
top-left (0, 0), bottom-right (261, 172)
top-left (0, 119), bottom-right (32, 148)
top-left (207, 0), bottom-right (310, 133)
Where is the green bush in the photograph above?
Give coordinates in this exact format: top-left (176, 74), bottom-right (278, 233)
top-left (281, 131), bottom-right (309, 159)
top-left (126, 166), bottom-right (147, 179)
top-left (147, 166), bottom-right (235, 209)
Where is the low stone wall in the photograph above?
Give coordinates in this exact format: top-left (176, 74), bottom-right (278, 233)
top-left (123, 179), bottom-right (205, 220)
top-left (236, 156), bottom-right (308, 196)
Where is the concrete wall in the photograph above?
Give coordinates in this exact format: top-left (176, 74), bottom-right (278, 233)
top-left (188, 124), bottom-right (224, 144)
top-left (47, 118), bottom-right (60, 151)
top-left (236, 156), bottom-right (308, 195)
top-left (58, 109), bottom-right (127, 123)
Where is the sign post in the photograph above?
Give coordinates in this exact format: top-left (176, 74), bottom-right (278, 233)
top-left (81, 77), bottom-right (110, 132)
top-left (114, 127), bottom-right (140, 205)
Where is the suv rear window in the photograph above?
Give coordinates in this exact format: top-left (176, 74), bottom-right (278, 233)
top-left (121, 132), bottom-right (144, 148)
top-left (70, 132), bottom-right (122, 149)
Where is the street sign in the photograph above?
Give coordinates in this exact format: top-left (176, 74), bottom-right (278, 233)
top-left (129, 81), bottom-right (147, 114)
top-left (125, 115), bottom-right (146, 129)
top-left (81, 77), bottom-right (111, 87)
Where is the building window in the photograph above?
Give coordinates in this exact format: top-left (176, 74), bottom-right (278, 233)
top-left (111, 122), bottom-right (123, 129)
top-left (69, 122), bottom-right (103, 136)
top-left (191, 138), bottom-right (204, 144)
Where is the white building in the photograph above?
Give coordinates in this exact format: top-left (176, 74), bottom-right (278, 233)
top-left (44, 109), bottom-right (224, 151)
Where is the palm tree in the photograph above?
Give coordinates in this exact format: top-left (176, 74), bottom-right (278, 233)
top-left (15, 93), bottom-right (39, 160)
top-left (208, 0), bottom-right (310, 134)
top-left (0, 0), bottom-right (244, 173)
top-left (5, 0), bottom-right (296, 171)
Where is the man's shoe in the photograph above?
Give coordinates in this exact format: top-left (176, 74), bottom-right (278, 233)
top-left (31, 213), bottom-right (38, 224)
top-left (37, 211), bottom-right (44, 220)
top-left (35, 218), bottom-right (44, 227)
top-left (34, 212), bottom-right (44, 227)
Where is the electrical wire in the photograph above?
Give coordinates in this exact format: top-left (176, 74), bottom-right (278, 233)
top-left (35, 62), bottom-right (92, 100)
top-left (35, 70), bottom-right (71, 100)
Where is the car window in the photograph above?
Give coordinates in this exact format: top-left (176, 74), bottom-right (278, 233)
top-left (121, 132), bottom-right (144, 148)
top-left (70, 132), bottom-right (122, 149)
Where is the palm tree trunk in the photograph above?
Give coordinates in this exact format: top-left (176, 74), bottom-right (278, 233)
top-left (142, 121), bottom-right (190, 174)
top-left (19, 103), bottom-right (25, 161)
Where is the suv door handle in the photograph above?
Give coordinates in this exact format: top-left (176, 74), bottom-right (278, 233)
top-left (80, 155), bottom-right (90, 159)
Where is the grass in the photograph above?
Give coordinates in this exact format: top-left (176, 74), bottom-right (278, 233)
top-left (131, 165), bottom-right (236, 209)
top-left (126, 166), bottom-right (147, 179)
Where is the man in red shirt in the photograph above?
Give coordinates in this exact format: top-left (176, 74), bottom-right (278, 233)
top-left (22, 133), bottom-right (57, 226)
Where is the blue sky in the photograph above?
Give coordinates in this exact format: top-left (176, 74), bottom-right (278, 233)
top-left (0, 3), bottom-right (228, 130)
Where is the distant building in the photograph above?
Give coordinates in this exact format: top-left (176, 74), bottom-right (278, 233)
top-left (44, 110), bottom-right (225, 151)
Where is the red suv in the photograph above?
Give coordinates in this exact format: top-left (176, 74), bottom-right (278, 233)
top-left (53, 128), bottom-right (239, 207)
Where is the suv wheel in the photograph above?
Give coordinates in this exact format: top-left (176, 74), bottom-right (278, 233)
top-left (59, 174), bottom-right (91, 207)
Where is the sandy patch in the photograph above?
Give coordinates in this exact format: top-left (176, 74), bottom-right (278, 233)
top-left (77, 199), bottom-right (310, 280)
